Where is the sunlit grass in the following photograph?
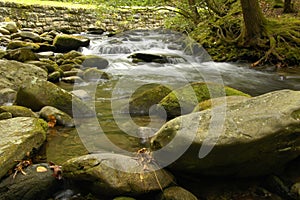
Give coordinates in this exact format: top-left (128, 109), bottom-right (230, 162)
top-left (0, 0), bottom-right (96, 9)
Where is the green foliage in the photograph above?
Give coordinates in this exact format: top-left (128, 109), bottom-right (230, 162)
top-left (44, 0), bottom-right (165, 6)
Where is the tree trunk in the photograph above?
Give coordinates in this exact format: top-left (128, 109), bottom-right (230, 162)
top-left (283, 0), bottom-right (294, 13)
top-left (240, 0), bottom-right (266, 45)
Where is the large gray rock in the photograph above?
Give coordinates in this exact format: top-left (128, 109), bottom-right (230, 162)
top-left (15, 79), bottom-right (94, 117)
top-left (0, 60), bottom-right (47, 90)
top-left (151, 90), bottom-right (300, 177)
top-left (0, 117), bottom-right (47, 180)
top-left (0, 163), bottom-right (58, 200)
top-left (62, 153), bottom-right (175, 196)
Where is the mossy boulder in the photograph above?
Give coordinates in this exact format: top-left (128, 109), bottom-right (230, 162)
top-left (15, 79), bottom-right (94, 117)
top-left (7, 40), bottom-right (40, 50)
top-left (192, 95), bottom-right (250, 112)
top-left (78, 55), bottom-right (109, 69)
top-left (128, 84), bottom-right (172, 116)
top-left (159, 82), bottom-right (250, 118)
top-left (0, 117), bottom-right (47, 180)
top-left (151, 90), bottom-right (300, 177)
top-left (0, 60), bottom-right (47, 90)
top-left (0, 105), bottom-right (37, 118)
top-left (53, 34), bottom-right (90, 52)
top-left (62, 153), bottom-right (175, 196)
top-left (82, 68), bottom-right (110, 82)
top-left (0, 112), bottom-right (12, 120)
top-left (11, 31), bottom-right (42, 43)
top-left (63, 50), bottom-right (83, 60)
top-left (4, 48), bottom-right (39, 62)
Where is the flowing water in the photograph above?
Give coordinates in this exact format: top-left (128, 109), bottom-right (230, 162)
top-left (46, 30), bottom-right (300, 198)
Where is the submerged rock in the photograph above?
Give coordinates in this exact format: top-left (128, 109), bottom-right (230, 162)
top-left (0, 163), bottom-right (58, 200)
top-left (151, 90), bottom-right (300, 177)
top-left (15, 79), bottom-right (94, 117)
top-left (0, 117), bottom-right (47, 179)
top-left (159, 82), bottom-right (250, 118)
top-left (62, 153), bottom-right (175, 196)
top-left (82, 68), bottom-right (110, 82)
top-left (129, 52), bottom-right (186, 64)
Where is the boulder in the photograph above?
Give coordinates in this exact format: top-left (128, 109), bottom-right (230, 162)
top-left (15, 79), bottom-right (94, 117)
top-left (39, 106), bottom-right (74, 127)
top-left (129, 52), bottom-right (186, 64)
top-left (0, 105), bottom-right (37, 117)
top-left (78, 55), bottom-right (109, 69)
top-left (82, 68), bottom-right (110, 82)
top-left (158, 186), bottom-right (198, 200)
top-left (11, 31), bottom-right (42, 43)
top-left (6, 40), bottom-right (40, 50)
top-left (0, 163), bottom-right (58, 200)
top-left (0, 22), bottom-right (18, 34)
top-left (53, 34), bottom-right (90, 52)
top-left (0, 88), bottom-right (16, 105)
top-left (4, 48), bottom-right (39, 62)
top-left (0, 117), bottom-right (47, 179)
top-left (0, 60), bottom-right (47, 90)
top-left (62, 153), bottom-right (175, 196)
top-left (151, 90), bottom-right (300, 177)
top-left (159, 82), bottom-right (250, 118)
top-left (128, 84), bottom-right (172, 116)
top-left (192, 95), bottom-right (250, 112)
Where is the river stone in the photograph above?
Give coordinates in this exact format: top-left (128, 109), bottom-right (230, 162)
top-left (0, 112), bottom-right (12, 120)
top-left (0, 88), bottom-right (16, 105)
top-left (129, 52), bottom-right (186, 64)
top-left (128, 84), bottom-right (172, 116)
top-left (0, 163), bottom-right (58, 200)
top-left (0, 117), bottom-right (47, 180)
top-left (63, 50), bottom-right (83, 60)
top-left (62, 153), bottom-right (175, 196)
top-left (0, 22), bottom-right (18, 33)
top-left (82, 68), bottom-right (110, 82)
top-left (192, 95), bottom-right (250, 112)
top-left (39, 106), bottom-right (74, 127)
top-left (79, 55), bottom-right (109, 69)
top-left (159, 82), bottom-right (250, 118)
top-left (4, 48), bottom-right (39, 62)
top-left (0, 27), bottom-right (10, 35)
top-left (151, 90), bottom-right (300, 177)
top-left (6, 40), bottom-right (40, 50)
top-left (0, 105), bottom-right (37, 118)
top-left (53, 34), bottom-right (90, 52)
top-left (159, 186), bottom-right (198, 200)
top-left (61, 76), bottom-right (84, 84)
top-left (47, 71), bottom-right (61, 83)
top-left (11, 31), bottom-right (42, 43)
top-left (15, 79), bottom-right (94, 117)
top-left (37, 43), bottom-right (56, 52)
top-left (0, 60), bottom-right (47, 90)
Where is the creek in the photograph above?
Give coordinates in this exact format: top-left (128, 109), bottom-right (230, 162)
top-left (46, 29), bottom-right (300, 199)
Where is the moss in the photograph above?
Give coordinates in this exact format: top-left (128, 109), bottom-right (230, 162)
top-left (159, 82), bottom-right (250, 118)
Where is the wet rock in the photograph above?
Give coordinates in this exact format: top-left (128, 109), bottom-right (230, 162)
top-left (48, 71), bottom-right (61, 83)
top-left (4, 48), bottom-right (39, 62)
top-left (0, 117), bottom-right (47, 179)
top-left (0, 105), bottom-right (37, 117)
top-left (83, 68), bottom-right (110, 82)
top-left (192, 95), bottom-right (250, 112)
top-left (159, 82), bottom-right (250, 118)
top-left (63, 50), bottom-right (83, 60)
top-left (0, 60), bottom-right (47, 90)
top-left (11, 31), bottom-right (42, 43)
top-left (36, 51), bottom-right (54, 59)
top-left (0, 27), bottom-right (10, 35)
top-left (60, 63), bottom-right (78, 72)
top-left (61, 76), bottom-right (84, 84)
top-left (86, 27), bottom-right (105, 35)
top-left (53, 34), bottom-right (90, 52)
top-left (15, 79), bottom-right (94, 117)
top-left (62, 153), bottom-right (175, 196)
top-left (39, 106), bottom-right (74, 127)
top-left (158, 186), bottom-right (198, 200)
top-left (0, 88), bottom-right (16, 105)
top-left (79, 54), bottom-right (109, 69)
top-left (0, 112), bottom-right (12, 120)
top-left (151, 90), bottom-right (300, 177)
top-left (0, 163), bottom-right (58, 200)
top-left (128, 84), bottom-right (172, 116)
top-left (37, 43), bottom-right (56, 52)
top-left (129, 52), bottom-right (186, 64)
top-left (6, 40), bottom-right (40, 50)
